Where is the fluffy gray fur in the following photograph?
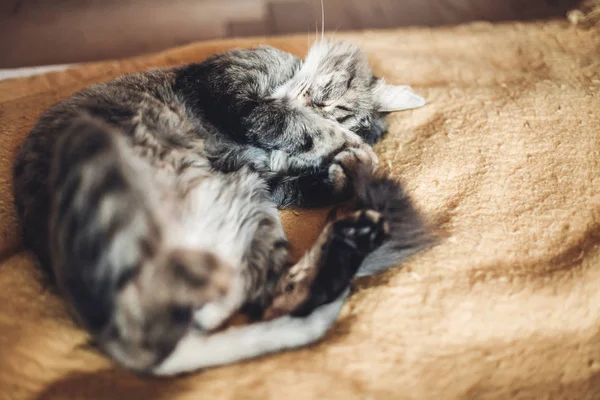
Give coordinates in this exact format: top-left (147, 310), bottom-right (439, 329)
top-left (12, 39), bottom-right (429, 375)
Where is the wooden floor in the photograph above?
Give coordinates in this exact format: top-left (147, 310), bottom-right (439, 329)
top-left (0, 0), bottom-right (577, 68)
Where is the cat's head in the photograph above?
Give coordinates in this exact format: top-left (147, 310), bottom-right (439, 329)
top-left (273, 40), bottom-right (425, 144)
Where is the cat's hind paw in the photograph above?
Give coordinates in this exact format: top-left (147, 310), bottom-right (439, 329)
top-left (333, 209), bottom-right (389, 255)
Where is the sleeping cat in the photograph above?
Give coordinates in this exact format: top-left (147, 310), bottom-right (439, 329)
top-left (12, 40), bottom-right (430, 375)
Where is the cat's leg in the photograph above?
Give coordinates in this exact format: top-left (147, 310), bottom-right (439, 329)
top-left (168, 166), bottom-right (286, 332)
top-left (189, 164), bottom-right (384, 328)
top-left (49, 117), bottom-right (235, 372)
top-left (152, 165), bottom-right (430, 377)
top-left (202, 135), bottom-right (372, 209)
top-left (264, 208), bottom-right (388, 319)
top-left (192, 208), bottom-right (290, 329)
top-left (268, 145), bottom-right (378, 208)
top-left (151, 206), bottom-right (388, 376)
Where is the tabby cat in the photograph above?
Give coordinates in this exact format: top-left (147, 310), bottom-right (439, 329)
top-left (12, 40), bottom-right (430, 375)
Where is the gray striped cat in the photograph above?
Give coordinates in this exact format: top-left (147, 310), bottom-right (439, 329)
top-left (12, 40), bottom-right (430, 375)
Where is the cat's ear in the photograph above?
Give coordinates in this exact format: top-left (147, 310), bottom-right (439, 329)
top-left (373, 80), bottom-right (426, 112)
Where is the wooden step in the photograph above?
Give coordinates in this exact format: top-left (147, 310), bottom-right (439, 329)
top-left (227, 19), bottom-right (269, 37)
top-left (266, 1), bottom-right (317, 35)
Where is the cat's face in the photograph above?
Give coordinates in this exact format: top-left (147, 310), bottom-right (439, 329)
top-left (273, 40), bottom-right (425, 144)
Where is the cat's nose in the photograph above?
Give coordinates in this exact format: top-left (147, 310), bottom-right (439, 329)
top-left (303, 92), bottom-right (313, 106)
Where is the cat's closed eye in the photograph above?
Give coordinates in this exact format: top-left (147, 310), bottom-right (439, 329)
top-left (336, 115), bottom-right (353, 123)
top-left (335, 105), bottom-right (352, 112)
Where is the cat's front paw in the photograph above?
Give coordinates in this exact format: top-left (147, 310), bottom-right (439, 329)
top-left (328, 145), bottom-right (379, 192)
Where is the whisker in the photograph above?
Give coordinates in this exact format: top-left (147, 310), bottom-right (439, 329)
top-left (321, 0), bottom-right (325, 41)
top-left (332, 23), bottom-right (342, 37)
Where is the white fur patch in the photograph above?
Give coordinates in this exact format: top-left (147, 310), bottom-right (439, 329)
top-left (269, 150), bottom-right (289, 171)
top-left (152, 290), bottom-right (348, 376)
top-left (193, 272), bottom-right (247, 331)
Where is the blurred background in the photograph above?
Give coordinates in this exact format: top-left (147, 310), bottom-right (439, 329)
top-left (0, 0), bottom-right (580, 68)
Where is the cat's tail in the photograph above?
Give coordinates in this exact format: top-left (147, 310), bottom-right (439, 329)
top-left (350, 166), bottom-right (437, 277)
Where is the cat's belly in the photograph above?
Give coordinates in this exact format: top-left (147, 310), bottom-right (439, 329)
top-left (163, 168), bottom-right (279, 270)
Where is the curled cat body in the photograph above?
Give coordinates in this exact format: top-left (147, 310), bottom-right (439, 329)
top-left (12, 40), bottom-right (431, 375)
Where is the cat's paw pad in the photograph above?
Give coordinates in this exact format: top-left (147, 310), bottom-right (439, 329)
top-left (333, 209), bottom-right (389, 254)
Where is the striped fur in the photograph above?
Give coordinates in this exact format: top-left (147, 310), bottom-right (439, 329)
top-left (12, 40), bottom-right (429, 374)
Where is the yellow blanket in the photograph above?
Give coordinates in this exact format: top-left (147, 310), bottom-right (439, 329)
top-left (1, 19), bottom-right (600, 399)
